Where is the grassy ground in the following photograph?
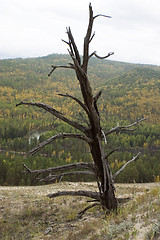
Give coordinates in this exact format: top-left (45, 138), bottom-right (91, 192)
top-left (0, 182), bottom-right (160, 240)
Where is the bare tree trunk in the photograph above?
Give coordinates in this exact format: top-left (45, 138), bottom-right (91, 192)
top-left (89, 140), bottom-right (118, 210)
top-left (16, 4), bottom-right (148, 213)
top-left (65, 4), bottom-right (117, 210)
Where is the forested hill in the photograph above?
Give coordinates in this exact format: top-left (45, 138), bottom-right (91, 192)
top-left (0, 54), bottom-right (160, 126)
top-left (0, 54), bottom-right (160, 185)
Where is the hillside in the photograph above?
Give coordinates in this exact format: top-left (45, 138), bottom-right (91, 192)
top-left (0, 54), bottom-right (159, 124)
top-left (0, 54), bottom-right (160, 185)
top-left (0, 182), bottom-right (159, 239)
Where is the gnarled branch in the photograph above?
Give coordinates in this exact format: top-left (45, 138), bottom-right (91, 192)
top-left (47, 190), bottom-right (100, 201)
top-left (66, 27), bottom-right (81, 65)
top-left (114, 152), bottom-right (141, 179)
top-left (94, 52), bottom-right (114, 59)
top-left (93, 14), bottom-right (112, 20)
top-left (104, 148), bottom-right (119, 160)
top-left (105, 117), bottom-right (149, 136)
top-left (82, 4), bottom-right (112, 72)
top-left (89, 51), bottom-right (114, 60)
top-left (89, 31), bottom-right (95, 43)
top-left (78, 203), bottom-right (101, 218)
top-left (40, 170), bottom-right (95, 183)
top-left (58, 93), bottom-right (89, 116)
top-left (48, 64), bottom-right (74, 76)
top-left (23, 162), bottom-right (94, 174)
top-left (16, 101), bottom-right (88, 134)
top-left (29, 132), bottom-right (92, 155)
top-left (82, 3), bottom-right (94, 73)
top-left (101, 130), bottom-right (107, 144)
top-left (94, 90), bottom-right (103, 103)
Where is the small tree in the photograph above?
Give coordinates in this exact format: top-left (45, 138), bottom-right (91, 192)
top-left (17, 4), bottom-right (147, 214)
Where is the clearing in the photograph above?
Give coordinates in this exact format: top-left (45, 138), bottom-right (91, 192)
top-left (0, 182), bottom-right (160, 240)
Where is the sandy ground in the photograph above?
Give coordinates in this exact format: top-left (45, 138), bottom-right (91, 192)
top-left (0, 182), bottom-right (160, 240)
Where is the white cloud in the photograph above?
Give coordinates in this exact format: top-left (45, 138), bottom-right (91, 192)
top-left (0, 0), bottom-right (160, 65)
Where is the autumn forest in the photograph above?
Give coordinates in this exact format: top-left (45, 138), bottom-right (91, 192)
top-left (0, 54), bottom-right (159, 185)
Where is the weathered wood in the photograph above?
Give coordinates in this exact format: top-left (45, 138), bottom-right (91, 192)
top-left (40, 170), bottom-right (95, 183)
top-left (58, 93), bottom-right (89, 115)
top-left (48, 64), bottom-right (74, 76)
top-left (114, 152), bottom-right (141, 179)
top-left (105, 149), bottom-right (119, 160)
top-left (17, 4), bottom-right (149, 213)
top-left (47, 190), bottom-right (100, 201)
top-left (17, 4), bottom-right (118, 211)
top-left (78, 203), bottom-right (101, 218)
top-left (23, 162), bottom-right (94, 174)
top-left (16, 101), bottom-right (88, 134)
top-left (89, 51), bottom-right (114, 60)
top-left (105, 117), bottom-right (149, 136)
top-left (29, 133), bottom-right (92, 155)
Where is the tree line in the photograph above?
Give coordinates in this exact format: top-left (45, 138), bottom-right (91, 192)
top-left (0, 126), bottom-right (159, 186)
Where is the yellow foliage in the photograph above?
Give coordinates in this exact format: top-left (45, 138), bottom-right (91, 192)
top-left (143, 142), bottom-right (148, 148)
top-left (110, 162), bottom-right (115, 169)
top-left (66, 153), bottom-right (72, 163)
top-left (58, 150), bottom-right (64, 158)
top-left (6, 152), bottom-right (9, 157)
top-left (52, 150), bottom-right (56, 156)
top-left (154, 175), bottom-right (160, 182)
top-left (154, 140), bottom-right (160, 148)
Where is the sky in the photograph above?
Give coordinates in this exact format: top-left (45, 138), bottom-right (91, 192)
top-left (0, 0), bottom-right (160, 65)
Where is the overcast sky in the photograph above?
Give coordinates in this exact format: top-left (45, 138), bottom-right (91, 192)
top-left (0, 0), bottom-right (160, 65)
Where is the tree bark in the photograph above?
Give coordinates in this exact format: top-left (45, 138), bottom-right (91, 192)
top-left (16, 4), bottom-right (147, 213)
top-left (16, 4), bottom-right (118, 211)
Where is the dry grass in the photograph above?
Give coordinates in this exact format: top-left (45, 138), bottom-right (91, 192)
top-left (0, 182), bottom-right (159, 240)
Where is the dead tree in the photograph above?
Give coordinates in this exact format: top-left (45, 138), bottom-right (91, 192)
top-left (16, 4), bottom-right (148, 213)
